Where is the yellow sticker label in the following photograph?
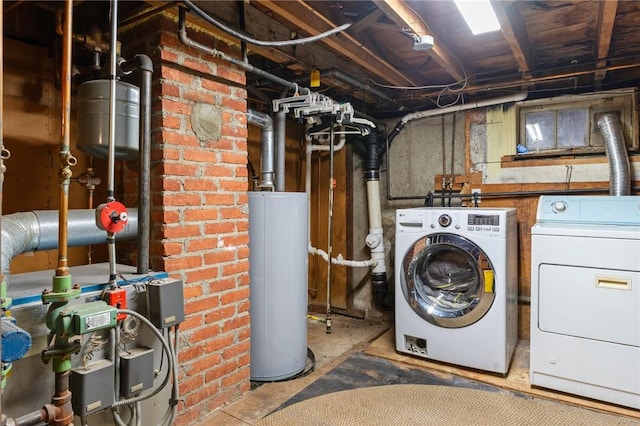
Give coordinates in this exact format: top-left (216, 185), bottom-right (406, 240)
top-left (310, 69), bottom-right (320, 87)
top-left (484, 270), bottom-right (494, 293)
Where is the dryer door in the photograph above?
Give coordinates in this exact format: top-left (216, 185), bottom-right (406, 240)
top-left (400, 233), bottom-right (496, 328)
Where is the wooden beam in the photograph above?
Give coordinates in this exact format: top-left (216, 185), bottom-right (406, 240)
top-left (349, 8), bottom-right (385, 35)
top-left (373, 0), bottom-right (466, 82)
top-left (254, 0), bottom-right (417, 87)
top-left (595, 0), bottom-right (618, 81)
top-left (491, 1), bottom-right (534, 75)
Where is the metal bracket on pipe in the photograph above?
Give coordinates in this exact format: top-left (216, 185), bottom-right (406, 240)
top-left (306, 118), bottom-right (375, 137)
top-left (273, 94), bottom-right (376, 136)
top-left (273, 94), bottom-right (351, 123)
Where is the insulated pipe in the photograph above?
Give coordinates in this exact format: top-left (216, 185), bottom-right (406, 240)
top-left (388, 92), bottom-right (528, 144)
top-left (275, 110), bottom-right (287, 192)
top-left (597, 113), bottom-right (631, 196)
top-left (121, 55), bottom-right (153, 274)
top-left (247, 109), bottom-right (275, 190)
top-left (1, 209), bottom-right (139, 275)
top-left (178, 7), bottom-right (311, 96)
top-left (182, 0), bottom-right (351, 47)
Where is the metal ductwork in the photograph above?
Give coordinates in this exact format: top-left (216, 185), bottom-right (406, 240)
top-left (1, 209), bottom-right (138, 275)
top-left (597, 113), bottom-right (632, 196)
top-left (247, 109), bottom-right (275, 190)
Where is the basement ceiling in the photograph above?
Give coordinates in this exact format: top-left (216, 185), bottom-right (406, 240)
top-left (4, 1), bottom-right (640, 119)
top-left (189, 0), bottom-right (640, 118)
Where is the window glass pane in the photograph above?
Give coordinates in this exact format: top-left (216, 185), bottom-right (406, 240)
top-left (524, 111), bottom-right (554, 150)
top-left (557, 108), bottom-right (588, 148)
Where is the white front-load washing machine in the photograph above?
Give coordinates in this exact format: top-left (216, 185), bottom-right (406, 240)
top-left (395, 207), bottom-right (518, 374)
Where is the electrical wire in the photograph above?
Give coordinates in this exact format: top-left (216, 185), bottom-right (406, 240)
top-left (366, 50), bottom-right (468, 108)
top-left (111, 309), bottom-right (179, 426)
top-left (182, 0), bottom-right (351, 47)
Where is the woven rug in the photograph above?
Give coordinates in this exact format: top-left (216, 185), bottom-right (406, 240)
top-left (257, 384), bottom-right (637, 425)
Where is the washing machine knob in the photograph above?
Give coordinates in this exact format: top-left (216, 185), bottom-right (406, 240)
top-left (438, 214), bottom-right (452, 227)
top-left (552, 201), bottom-right (568, 213)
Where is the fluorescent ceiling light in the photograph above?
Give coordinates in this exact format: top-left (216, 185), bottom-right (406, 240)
top-left (454, 0), bottom-right (501, 35)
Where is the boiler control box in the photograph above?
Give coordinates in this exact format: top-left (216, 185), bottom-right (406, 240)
top-left (120, 346), bottom-right (154, 398)
top-left (147, 278), bottom-right (185, 329)
top-left (70, 359), bottom-right (115, 416)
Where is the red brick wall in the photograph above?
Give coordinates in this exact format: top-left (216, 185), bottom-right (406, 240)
top-left (122, 15), bottom-right (250, 425)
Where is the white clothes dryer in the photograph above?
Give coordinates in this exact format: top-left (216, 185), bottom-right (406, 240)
top-left (395, 207), bottom-right (518, 374)
top-left (530, 195), bottom-right (640, 409)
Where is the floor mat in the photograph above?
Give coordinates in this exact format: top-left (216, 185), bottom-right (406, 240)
top-left (277, 352), bottom-right (523, 409)
top-left (258, 383), bottom-right (638, 426)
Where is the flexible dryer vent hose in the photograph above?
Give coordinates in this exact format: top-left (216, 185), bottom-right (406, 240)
top-left (597, 113), bottom-right (631, 196)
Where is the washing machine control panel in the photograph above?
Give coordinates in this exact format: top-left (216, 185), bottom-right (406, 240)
top-left (397, 209), bottom-right (507, 236)
top-left (465, 214), bottom-right (501, 233)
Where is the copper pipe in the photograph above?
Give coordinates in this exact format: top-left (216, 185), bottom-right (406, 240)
top-left (56, 0), bottom-right (74, 278)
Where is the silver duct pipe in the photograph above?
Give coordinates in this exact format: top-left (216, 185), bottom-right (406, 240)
top-left (247, 109), bottom-right (275, 190)
top-left (597, 113), bottom-right (631, 196)
top-left (275, 110), bottom-right (286, 192)
top-left (1, 209), bottom-right (138, 275)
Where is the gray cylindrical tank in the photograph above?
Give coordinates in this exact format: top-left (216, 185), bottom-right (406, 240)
top-left (249, 192), bottom-right (308, 381)
top-left (77, 79), bottom-right (140, 160)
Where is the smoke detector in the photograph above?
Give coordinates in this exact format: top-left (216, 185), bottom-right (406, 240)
top-left (413, 35), bottom-right (434, 51)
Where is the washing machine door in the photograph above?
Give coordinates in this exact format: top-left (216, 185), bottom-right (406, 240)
top-left (400, 233), bottom-right (496, 328)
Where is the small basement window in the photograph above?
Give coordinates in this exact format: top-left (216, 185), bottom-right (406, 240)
top-left (517, 89), bottom-right (638, 157)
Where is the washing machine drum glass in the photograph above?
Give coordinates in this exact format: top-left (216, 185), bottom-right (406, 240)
top-left (402, 233), bottom-right (496, 328)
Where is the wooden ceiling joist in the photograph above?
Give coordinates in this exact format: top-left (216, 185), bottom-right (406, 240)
top-left (595, 0), bottom-right (618, 81)
top-left (254, 0), bottom-right (417, 87)
top-left (349, 8), bottom-right (385, 35)
top-left (373, 0), bottom-right (466, 82)
top-left (491, 0), bottom-right (534, 76)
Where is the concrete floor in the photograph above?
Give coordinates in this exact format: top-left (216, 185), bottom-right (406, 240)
top-left (194, 314), bottom-right (390, 425)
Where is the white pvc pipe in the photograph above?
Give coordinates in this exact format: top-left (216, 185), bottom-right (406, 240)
top-left (365, 179), bottom-right (385, 274)
top-left (398, 92), bottom-right (528, 126)
top-left (305, 129), bottom-right (380, 269)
